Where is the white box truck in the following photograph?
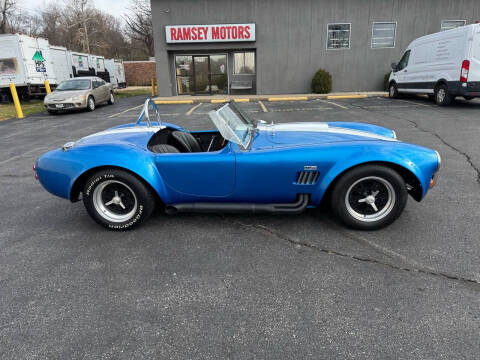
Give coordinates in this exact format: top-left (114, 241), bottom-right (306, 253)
top-left (71, 51), bottom-right (94, 77)
top-left (389, 23), bottom-right (480, 106)
top-left (49, 45), bottom-right (73, 84)
top-left (89, 54), bottom-right (109, 82)
top-left (0, 33), bottom-right (57, 99)
top-left (104, 59), bottom-right (126, 88)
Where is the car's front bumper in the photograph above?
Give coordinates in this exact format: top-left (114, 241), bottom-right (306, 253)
top-left (44, 98), bottom-right (87, 111)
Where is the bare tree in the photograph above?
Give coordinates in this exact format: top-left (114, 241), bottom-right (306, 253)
top-left (123, 0), bottom-right (154, 57)
top-left (0, 0), bottom-right (18, 33)
top-left (64, 0), bottom-right (94, 53)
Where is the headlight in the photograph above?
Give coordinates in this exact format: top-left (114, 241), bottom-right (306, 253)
top-left (73, 95), bottom-right (86, 102)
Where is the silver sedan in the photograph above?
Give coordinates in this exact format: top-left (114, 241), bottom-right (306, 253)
top-left (44, 77), bottom-right (114, 114)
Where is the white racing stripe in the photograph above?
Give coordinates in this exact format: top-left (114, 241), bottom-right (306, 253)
top-left (258, 122), bottom-right (397, 141)
top-left (81, 125), bottom-right (165, 140)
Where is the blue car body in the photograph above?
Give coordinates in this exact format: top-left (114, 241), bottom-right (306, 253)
top-left (35, 112), bottom-right (440, 210)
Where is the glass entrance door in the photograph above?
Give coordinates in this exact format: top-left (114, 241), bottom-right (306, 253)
top-left (175, 54), bottom-right (228, 95)
top-left (193, 56), bottom-right (210, 94)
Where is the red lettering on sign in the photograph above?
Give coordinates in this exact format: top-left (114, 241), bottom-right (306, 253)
top-left (212, 26), bottom-right (220, 39)
top-left (232, 26), bottom-right (238, 39)
top-left (244, 25), bottom-right (250, 39)
top-left (226, 26), bottom-right (232, 38)
top-left (170, 28), bottom-right (177, 41)
top-left (191, 27), bottom-right (198, 40)
top-left (238, 26), bottom-right (244, 39)
top-left (201, 27), bottom-right (209, 39)
top-left (177, 28), bottom-right (183, 40)
top-left (220, 26), bottom-right (226, 39)
top-left (182, 27), bottom-right (191, 40)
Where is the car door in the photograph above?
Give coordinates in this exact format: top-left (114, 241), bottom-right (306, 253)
top-left (91, 79), bottom-right (102, 100)
top-left (98, 79), bottom-right (110, 101)
top-left (395, 50), bottom-right (411, 91)
top-left (154, 144), bottom-right (236, 200)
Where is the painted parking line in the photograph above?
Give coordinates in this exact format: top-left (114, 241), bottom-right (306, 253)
top-left (186, 102), bottom-right (203, 116)
top-left (108, 104), bottom-right (144, 118)
top-left (397, 99), bottom-right (433, 107)
top-left (327, 94), bottom-right (368, 99)
top-left (154, 100), bottom-right (194, 104)
top-left (269, 107), bottom-right (332, 112)
top-left (258, 100), bottom-right (268, 112)
top-left (318, 99), bottom-right (349, 109)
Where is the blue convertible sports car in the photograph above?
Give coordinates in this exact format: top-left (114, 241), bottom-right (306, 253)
top-left (34, 99), bottom-right (440, 231)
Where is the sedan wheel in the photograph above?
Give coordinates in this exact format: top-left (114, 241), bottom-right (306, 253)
top-left (108, 92), bottom-right (115, 105)
top-left (83, 169), bottom-right (155, 230)
top-left (87, 96), bottom-right (95, 111)
top-left (330, 165), bottom-right (408, 230)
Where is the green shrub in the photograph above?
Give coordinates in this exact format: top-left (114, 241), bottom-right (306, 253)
top-left (311, 69), bottom-right (332, 94)
top-left (384, 71), bottom-right (392, 91)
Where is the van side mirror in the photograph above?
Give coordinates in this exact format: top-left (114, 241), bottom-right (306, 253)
top-left (391, 63), bottom-right (398, 72)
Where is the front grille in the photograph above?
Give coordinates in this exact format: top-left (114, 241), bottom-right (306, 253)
top-left (296, 171), bottom-right (319, 185)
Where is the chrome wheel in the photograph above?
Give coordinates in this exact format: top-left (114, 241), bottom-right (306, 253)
top-left (389, 85), bottom-right (395, 97)
top-left (345, 176), bottom-right (396, 222)
top-left (109, 93), bottom-right (114, 104)
top-left (92, 180), bottom-right (137, 222)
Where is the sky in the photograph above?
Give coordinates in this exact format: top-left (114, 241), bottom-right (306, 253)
top-left (20, 0), bottom-right (132, 20)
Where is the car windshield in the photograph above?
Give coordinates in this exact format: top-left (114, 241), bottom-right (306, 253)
top-left (56, 79), bottom-right (91, 91)
top-left (208, 103), bottom-right (254, 149)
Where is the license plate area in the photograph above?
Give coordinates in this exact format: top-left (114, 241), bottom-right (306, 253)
top-left (55, 104), bottom-right (64, 108)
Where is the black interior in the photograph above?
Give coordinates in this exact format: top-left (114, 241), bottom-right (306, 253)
top-left (148, 127), bottom-right (227, 153)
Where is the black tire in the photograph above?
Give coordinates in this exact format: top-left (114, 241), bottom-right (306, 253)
top-left (388, 82), bottom-right (399, 99)
top-left (428, 94), bottom-right (435, 101)
top-left (107, 92), bottom-right (115, 105)
top-left (330, 165), bottom-right (408, 230)
top-left (434, 84), bottom-right (452, 106)
top-left (82, 169), bottom-right (155, 230)
top-left (47, 109), bottom-right (57, 115)
top-left (464, 96), bottom-right (474, 101)
top-left (86, 96), bottom-right (95, 111)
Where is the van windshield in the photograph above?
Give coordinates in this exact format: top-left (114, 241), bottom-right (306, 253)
top-left (56, 79), bottom-right (91, 91)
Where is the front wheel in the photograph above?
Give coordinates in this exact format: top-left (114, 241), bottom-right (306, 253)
top-left (108, 92), bottom-right (115, 105)
top-left (330, 165), bottom-right (408, 230)
top-left (82, 169), bottom-right (155, 230)
top-left (389, 83), bottom-right (399, 99)
top-left (86, 96), bottom-right (95, 111)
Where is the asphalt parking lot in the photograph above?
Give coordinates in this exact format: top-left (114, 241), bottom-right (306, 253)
top-left (1, 94), bottom-right (480, 359)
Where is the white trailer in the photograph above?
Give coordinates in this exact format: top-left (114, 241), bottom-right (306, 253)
top-left (71, 51), bottom-right (94, 77)
top-left (0, 33), bottom-right (57, 99)
top-left (104, 59), bottom-right (127, 88)
top-left (49, 45), bottom-right (73, 84)
top-left (89, 54), bottom-right (109, 82)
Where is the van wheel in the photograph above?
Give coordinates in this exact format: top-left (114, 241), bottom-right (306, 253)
top-left (434, 84), bottom-right (452, 106)
top-left (389, 83), bottom-right (399, 99)
top-left (464, 96), bottom-right (474, 101)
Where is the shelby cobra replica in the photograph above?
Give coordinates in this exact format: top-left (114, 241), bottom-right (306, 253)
top-left (34, 99), bottom-right (440, 230)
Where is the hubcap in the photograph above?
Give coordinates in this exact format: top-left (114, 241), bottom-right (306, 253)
top-left (345, 176), bottom-right (396, 222)
top-left (93, 180), bottom-right (137, 222)
top-left (437, 89), bottom-right (445, 103)
top-left (389, 85), bottom-right (395, 97)
top-left (89, 98), bottom-right (95, 110)
top-left (110, 94), bottom-right (114, 103)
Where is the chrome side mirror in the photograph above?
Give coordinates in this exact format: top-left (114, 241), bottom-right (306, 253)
top-left (136, 99), bottom-right (161, 128)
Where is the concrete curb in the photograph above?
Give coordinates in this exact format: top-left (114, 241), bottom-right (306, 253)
top-left (152, 92), bottom-right (388, 104)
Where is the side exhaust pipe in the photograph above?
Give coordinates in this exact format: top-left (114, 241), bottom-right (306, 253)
top-left (165, 194), bottom-right (310, 215)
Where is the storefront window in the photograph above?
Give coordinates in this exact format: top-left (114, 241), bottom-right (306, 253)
top-left (175, 55), bottom-right (193, 94)
top-left (234, 52), bottom-right (255, 74)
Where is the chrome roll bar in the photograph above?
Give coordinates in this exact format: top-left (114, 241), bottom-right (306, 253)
top-left (136, 98), bottom-right (161, 128)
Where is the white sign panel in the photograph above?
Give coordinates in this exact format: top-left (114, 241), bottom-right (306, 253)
top-left (166, 24), bottom-right (255, 43)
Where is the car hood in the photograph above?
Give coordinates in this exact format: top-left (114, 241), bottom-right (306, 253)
top-left (46, 90), bottom-right (88, 100)
top-left (252, 121), bottom-right (397, 149)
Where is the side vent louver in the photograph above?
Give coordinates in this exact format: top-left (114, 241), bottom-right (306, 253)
top-left (296, 171), bottom-right (320, 185)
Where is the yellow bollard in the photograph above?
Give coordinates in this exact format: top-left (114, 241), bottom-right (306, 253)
top-left (9, 83), bottom-right (24, 119)
top-left (151, 78), bottom-right (156, 97)
top-left (44, 80), bottom-right (51, 94)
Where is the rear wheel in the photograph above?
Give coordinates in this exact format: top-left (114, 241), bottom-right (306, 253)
top-left (330, 165), bottom-right (408, 230)
top-left (82, 169), bottom-right (155, 230)
top-left (389, 83), bottom-right (399, 99)
top-left (434, 84), bottom-right (452, 106)
top-left (464, 96), bottom-right (474, 101)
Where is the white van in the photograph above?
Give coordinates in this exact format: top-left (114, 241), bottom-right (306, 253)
top-left (388, 23), bottom-right (480, 106)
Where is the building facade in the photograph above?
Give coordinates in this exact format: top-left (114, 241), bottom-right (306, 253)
top-left (151, 0), bottom-right (480, 96)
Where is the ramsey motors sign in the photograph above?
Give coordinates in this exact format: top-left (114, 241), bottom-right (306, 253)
top-left (165, 24), bottom-right (255, 43)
